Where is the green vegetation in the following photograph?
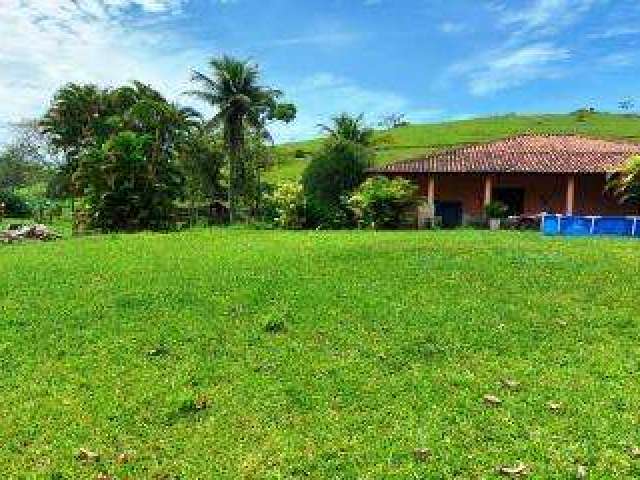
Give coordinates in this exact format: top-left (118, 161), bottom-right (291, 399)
top-left (609, 155), bottom-right (640, 205)
top-left (2, 229), bottom-right (640, 478)
top-left (348, 176), bottom-right (420, 229)
top-left (267, 112), bottom-right (640, 182)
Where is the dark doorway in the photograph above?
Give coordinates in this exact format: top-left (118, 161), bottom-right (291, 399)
top-left (493, 187), bottom-right (525, 216)
top-left (435, 201), bottom-right (463, 228)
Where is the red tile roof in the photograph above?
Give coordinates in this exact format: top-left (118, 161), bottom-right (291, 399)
top-left (369, 135), bottom-right (640, 174)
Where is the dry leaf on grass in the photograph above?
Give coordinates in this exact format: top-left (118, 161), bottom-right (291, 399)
top-left (576, 464), bottom-right (588, 478)
top-left (413, 448), bottom-right (431, 462)
top-left (484, 394), bottom-right (502, 406)
top-left (629, 446), bottom-right (640, 458)
top-left (501, 379), bottom-right (520, 389)
top-left (116, 451), bottom-right (134, 464)
top-left (497, 463), bottom-right (530, 477)
top-left (76, 448), bottom-right (100, 463)
top-left (547, 401), bottom-right (563, 412)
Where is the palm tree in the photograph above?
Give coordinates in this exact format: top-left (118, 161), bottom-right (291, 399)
top-left (186, 56), bottom-right (291, 222)
top-left (318, 113), bottom-right (376, 147)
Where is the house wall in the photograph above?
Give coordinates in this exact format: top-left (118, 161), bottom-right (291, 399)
top-left (386, 172), bottom-right (638, 220)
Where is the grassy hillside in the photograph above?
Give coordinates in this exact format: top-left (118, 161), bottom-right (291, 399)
top-left (2, 229), bottom-right (640, 478)
top-left (267, 112), bottom-right (640, 182)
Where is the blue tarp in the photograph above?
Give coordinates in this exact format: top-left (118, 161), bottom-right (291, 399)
top-left (542, 215), bottom-right (640, 237)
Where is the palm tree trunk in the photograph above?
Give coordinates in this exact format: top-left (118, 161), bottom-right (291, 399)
top-left (227, 117), bottom-right (244, 224)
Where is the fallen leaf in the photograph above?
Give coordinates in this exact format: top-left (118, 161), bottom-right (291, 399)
top-left (548, 401), bottom-right (563, 412)
top-left (629, 446), bottom-right (640, 458)
top-left (502, 379), bottom-right (521, 389)
top-left (413, 448), bottom-right (431, 462)
top-left (76, 448), bottom-right (100, 463)
top-left (484, 394), bottom-right (502, 406)
top-left (497, 463), bottom-right (530, 477)
top-left (96, 474), bottom-right (113, 480)
top-left (576, 464), bottom-right (588, 478)
top-left (116, 451), bottom-right (133, 464)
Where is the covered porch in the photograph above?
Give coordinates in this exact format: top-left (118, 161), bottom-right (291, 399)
top-left (413, 172), bottom-right (634, 227)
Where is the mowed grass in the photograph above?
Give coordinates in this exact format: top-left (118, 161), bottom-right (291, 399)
top-left (267, 112), bottom-right (640, 182)
top-left (1, 229), bottom-right (640, 479)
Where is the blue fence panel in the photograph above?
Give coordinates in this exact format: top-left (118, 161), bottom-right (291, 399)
top-left (593, 217), bottom-right (633, 236)
top-left (542, 214), bottom-right (640, 238)
top-left (561, 216), bottom-right (593, 236)
top-left (542, 215), bottom-right (560, 235)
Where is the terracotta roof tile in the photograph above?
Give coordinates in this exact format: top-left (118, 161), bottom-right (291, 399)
top-left (369, 135), bottom-right (640, 174)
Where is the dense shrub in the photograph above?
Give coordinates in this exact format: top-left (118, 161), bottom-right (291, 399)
top-left (302, 140), bottom-right (371, 227)
top-left (0, 190), bottom-right (32, 218)
top-left (484, 201), bottom-right (509, 219)
top-left (268, 182), bottom-right (306, 229)
top-left (348, 176), bottom-right (419, 229)
top-left (77, 131), bottom-right (185, 231)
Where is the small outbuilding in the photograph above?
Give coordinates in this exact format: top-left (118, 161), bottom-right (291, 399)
top-left (369, 134), bottom-right (640, 227)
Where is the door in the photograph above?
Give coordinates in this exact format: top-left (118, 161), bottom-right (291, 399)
top-left (493, 187), bottom-right (525, 216)
top-left (435, 201), bottom-right (463, 228)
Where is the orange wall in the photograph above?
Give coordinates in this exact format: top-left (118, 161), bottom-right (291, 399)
top-left (389, 172), bottom-right (638, 217)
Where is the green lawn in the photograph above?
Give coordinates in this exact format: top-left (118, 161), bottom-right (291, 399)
top-left (2, 229), bottom-right (640, 478)
top-left (267, 112), bottom-right (640, 182)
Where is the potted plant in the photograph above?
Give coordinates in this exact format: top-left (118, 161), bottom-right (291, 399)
top-left (485, 201), bottom-right (508, 231)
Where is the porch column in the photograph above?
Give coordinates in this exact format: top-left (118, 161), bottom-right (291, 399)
top-left (566, 175), bottom-right (575, 215)
top-left (427, 174), bottom-right (435, 217)
top-left (484, 175), bottom-right (493, 206)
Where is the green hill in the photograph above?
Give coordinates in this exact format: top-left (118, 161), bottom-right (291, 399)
top-left (266, 112), bottom-right (640, 183)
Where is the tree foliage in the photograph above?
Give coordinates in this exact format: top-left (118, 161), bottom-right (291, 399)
top-left (609, 155), bottom-right (640, 205)
top-left (348, 176), bottom-right (419, 229)
top-left (187, 56), bottom-right (296, 221)
top-left (302, 139), bottom-right (371, 227)
top-left (319, 113), bottom-right (375, 147)
top-left (41, 82), bottom-right (198, 231)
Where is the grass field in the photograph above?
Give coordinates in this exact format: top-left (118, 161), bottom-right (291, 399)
top-left (267, 112), bottom-right (640, 182)
top-left (2, 229), bottom-right (640, 478)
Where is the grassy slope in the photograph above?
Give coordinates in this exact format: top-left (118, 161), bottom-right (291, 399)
top-left (266, 113), bottom-right (640, 183)
top-left (2, 229), bottom-right (640, 478)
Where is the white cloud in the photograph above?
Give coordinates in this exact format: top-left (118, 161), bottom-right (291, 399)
top-left (449, 43), bottom-right (571, 96)
top-left (496, 0), bottom-right (599, 37)
top-left (0, 0), bottom-right (206, 144)
top-left (588, 25), bottom-right (640, 39)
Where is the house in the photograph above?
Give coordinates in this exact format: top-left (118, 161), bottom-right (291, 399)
top-left (368, 134), bottom-right (640, 227)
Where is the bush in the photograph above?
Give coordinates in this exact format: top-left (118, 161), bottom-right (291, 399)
top-left (0, 190), bottom-right (32, 218)
top-left (302, 140), bottom-right (371, 228)
top-left (484, 201), bottom-right (509, 219)
top-left (77, 131), bottom-right (185, 232)
top-left (348, 176), bottom-right (419, 229)
top-left (268, 182), bottom-right (306, 229)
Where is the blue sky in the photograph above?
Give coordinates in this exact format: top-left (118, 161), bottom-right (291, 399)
top-left (1, 0), bottom-right (639, 143)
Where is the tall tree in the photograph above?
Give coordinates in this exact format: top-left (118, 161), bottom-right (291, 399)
top-left (187, 55), bottom-right (295, 222)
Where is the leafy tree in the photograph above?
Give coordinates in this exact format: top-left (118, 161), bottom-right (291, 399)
top-left (41, 81), bottom-right (196, 231)
top-left (0, 121), bottom-right (53, 190)
top-left (609, 155), bottom-right (640, 206)
top-left (0, 189), bottom-right (31, 218)
top-left (319, 113), bottom-right (375, 147)
top-left (302, 139), bottom-right (371, 227)
top-left (75, 131), bottom-right (184, 231)
top-left (186, 55), bottom-right (296, 222)
top-left (179, 127), bottom-right (226, 209)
